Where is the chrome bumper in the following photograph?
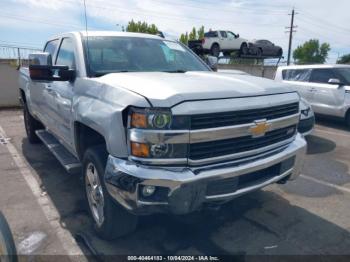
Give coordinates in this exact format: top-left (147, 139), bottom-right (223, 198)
top-left (105, 134), bottom-right (306, 215)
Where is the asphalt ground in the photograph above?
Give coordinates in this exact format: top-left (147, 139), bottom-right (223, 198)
top-left (1, 109), bottom-right (350, 260)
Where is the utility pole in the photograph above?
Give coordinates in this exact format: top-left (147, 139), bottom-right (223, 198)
top-left (286, 9), bottom-right (297, 65)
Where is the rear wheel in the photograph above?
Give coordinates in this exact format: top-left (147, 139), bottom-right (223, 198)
top-left (83, 145), bottom-right (138, 240)
top-left (23, 103), bottom-right (42, 144)
top-left (210, 44), bottom-right (220, 57)
top-left (277, 48), bottom-right (283, 57)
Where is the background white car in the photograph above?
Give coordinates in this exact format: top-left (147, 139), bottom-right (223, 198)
top-left (275, 64), bottom-right (350, 128)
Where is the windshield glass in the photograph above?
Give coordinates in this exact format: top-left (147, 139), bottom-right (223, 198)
top-left (334, 68), bottom-right (350, 85)
top-left (84, 36), bottom-right (209, 76)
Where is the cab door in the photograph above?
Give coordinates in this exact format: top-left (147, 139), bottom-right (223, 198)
top-left (219, 31), bottom-right (229, 50)
top-left (308, 68), bottom-right (346, 116)
top-left (47, 37), bottom-right (77, 149)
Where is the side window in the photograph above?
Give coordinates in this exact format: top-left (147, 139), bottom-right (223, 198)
top-left (44, 39), bottom-right (59, 63)
top-left (56, 38), bottom-right (76, 69)
top-left (227, 32), bottom-right (236, 38)
top-left (309, 69), bottom-right (336, 84)
top-left (220, 31), bottom-right (227, 38)
top-left (204, 31), bottom-right (218, 38)
top-left (283, 69), bottom-right (311, 82)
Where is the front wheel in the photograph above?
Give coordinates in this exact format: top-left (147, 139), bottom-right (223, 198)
top-left (0, 212), bottom-right (17, 262)
top-left (83, 145), bottom-right (138, 240)
top-left (346, 112), bottom-right (350, 129)
top-left (240, 43), bottom-right (249, 56)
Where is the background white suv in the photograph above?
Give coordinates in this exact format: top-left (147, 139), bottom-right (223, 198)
top-left (275, 64), bottom-right (350, 127)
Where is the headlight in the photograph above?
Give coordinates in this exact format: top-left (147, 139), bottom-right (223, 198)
top-left (130, 108), bottom-right (171, 129)
top-left (301, 107), bottom-right (311, 117)
top-left (128, 107), bottom-right (189, 162)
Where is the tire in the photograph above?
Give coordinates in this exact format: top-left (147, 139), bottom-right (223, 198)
top-left (210, 44), bottom-right (220, 57)
top-left (346, 111), bottom-right (350, 129)
top-left (240, 43), bottom-right (249, 56)
top-left (277, 48), bottom-right (283, 57)
top-left (256, 48), bottom-right (262, 57)
top-left (23, 103), bottom-right (42, 144)
top-left (83, 145), bottom-right (138, 240)
top-left (0, 211), bottom-right (17, 262)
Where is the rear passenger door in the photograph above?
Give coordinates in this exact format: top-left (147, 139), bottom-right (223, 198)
top-left (30, 39), bottom-right (59, 125)
top-left (308, 68), bottom-right (345, 116)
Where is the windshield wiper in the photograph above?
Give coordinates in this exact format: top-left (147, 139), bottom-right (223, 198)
top-left (162, 70), bottom-right (187, 73)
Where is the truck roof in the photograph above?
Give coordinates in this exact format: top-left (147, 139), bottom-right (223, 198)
top-left (48, 31), bottom-right (164, 42)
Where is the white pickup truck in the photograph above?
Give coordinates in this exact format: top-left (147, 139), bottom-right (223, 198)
top-left (19, 31), bottom-right (306, 239)
top-left (189, 30), bottom-right (249, 57)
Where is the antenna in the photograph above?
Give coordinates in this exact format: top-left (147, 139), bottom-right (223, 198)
top-left (83, 0), bottom-right (91, 75)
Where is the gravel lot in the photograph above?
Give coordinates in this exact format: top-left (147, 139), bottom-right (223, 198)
top-left (1, 109), bottom-right (350, 259)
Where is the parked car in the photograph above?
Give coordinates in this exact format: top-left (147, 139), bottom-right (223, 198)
top-left (275, 64), bottom-right (350, 127)
top-left (19, 31), bottom-right (306, 240)
top-left (248, 39), bottom-right (283, 57)
top-left (298, 98), bottom-right (315, 136)
top-left (188, 30), bottom-right (249, 57)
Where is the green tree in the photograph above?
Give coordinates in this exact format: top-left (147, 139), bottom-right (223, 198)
top-left (293, 39), bottom-right (330, 64)
top-left (188, 27), bottom-right (197, 41)
top-left (126, 19), bottom-right (159, 35)
top-left (337, 54), bottom-right (350, 64)
top-left (197, 26), bottom-right (205, 39)
top-left (179, 33), bottom-right (189, 45)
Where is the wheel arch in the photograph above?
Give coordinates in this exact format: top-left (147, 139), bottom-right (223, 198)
top-left (211, 42), bottom-right (220, 49)
top-left (74, 122), bottom-right (108, 161)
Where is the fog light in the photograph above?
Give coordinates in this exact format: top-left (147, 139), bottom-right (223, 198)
top-left (150, 143), bottom-right (170, 158)
top-left (142, 185), bottom-right (156, 197)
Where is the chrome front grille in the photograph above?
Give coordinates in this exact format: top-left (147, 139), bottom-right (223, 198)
top-left (189, 125), bottom-right (297, 160)
top-left (190, 102), bottom-right (299, 130)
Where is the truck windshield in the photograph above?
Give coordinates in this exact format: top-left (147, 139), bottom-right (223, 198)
top-left (334, 68), bottom-right (350, 85)
top-left (83, 36), bottom-right (209, 76)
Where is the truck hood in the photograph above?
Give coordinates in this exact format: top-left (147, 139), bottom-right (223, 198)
top-left (96, 71), bottom-right (295, 107)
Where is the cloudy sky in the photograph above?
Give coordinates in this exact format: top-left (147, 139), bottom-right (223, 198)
top-left (0, 0), bottom-right (349, 63)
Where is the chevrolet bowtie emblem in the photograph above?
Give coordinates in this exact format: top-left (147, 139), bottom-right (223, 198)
top-left (249, 120), bottom-right (271, 137)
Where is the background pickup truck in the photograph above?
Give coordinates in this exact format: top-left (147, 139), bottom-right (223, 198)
top-left (188, 30), bottom-right (249, 57)
top-left (19, 31), bottom-right (306, 240)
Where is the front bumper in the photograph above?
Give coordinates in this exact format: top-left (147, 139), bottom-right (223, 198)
top-left (105, 134), bottom-right (306, 215)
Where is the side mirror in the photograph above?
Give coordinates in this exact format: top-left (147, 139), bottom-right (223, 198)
top-left (205, 55), bottom-right (218, 71)
top-left (328, 78), bottom-right (344, 86)
top-left (29, 52), bottom-right (52, 66)
top-left (29, 52), bottom-right (75, 82)
top-left (236, 34), bottom-right (240, 38)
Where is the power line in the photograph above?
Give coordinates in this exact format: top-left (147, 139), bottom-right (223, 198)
top-left (0, 12), bottom-right (83, 29)
top-left (301, 10), bottom-right (350, 33)
top-left (59, 0), bottom-right (286, 27)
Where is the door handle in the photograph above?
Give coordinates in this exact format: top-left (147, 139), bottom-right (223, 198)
top-left (46, 87), bottom-right (57, 97)
top-left (309, 88), bottom-right (317, 92)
